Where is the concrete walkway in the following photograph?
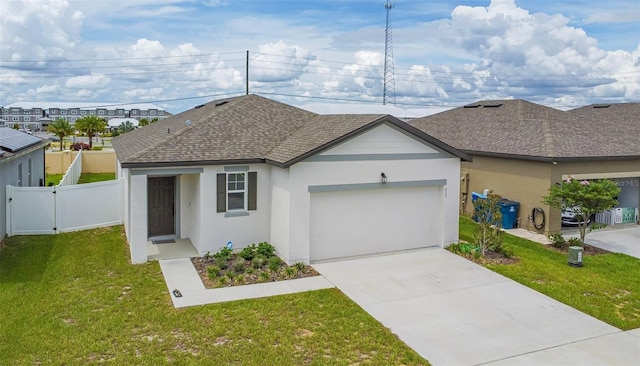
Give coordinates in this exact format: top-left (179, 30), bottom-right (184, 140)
top-left (314, 249), bottom-right (640, 366)
top-left (158, 258), bottom-right (334, 308)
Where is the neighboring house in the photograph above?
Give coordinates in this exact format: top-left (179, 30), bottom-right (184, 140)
top-left (112, 94), bottom-right (470, 264)
top-left (0, 128), bottom-right (50, 240)
top-left (409, 100), bottom-right (640, 234)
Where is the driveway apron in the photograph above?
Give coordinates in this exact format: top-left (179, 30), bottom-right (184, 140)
top-left (313, 248), bottom-right (637, 366)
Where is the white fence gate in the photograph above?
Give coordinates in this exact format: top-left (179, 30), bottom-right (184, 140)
top-left (6, 179), bottom-right (123, 236)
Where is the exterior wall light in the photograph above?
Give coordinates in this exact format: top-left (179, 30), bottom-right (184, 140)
top-left (381, 172), bottom-right (387, 183)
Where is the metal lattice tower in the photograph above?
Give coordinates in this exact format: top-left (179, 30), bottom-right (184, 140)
top-left (383, 0), bottom-right (396, 105)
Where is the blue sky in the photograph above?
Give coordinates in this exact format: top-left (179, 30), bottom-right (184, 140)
top-left (1, 0), bottom-right (639, 113)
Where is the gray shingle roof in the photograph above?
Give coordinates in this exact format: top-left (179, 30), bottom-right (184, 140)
top-left (408, 100), bottom-right (640, 160)
top-left (112, 94), bottom-right (469, 168)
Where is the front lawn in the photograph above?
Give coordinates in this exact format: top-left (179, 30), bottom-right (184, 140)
top-left (0, 227), bottom-right (428, 365)
top-left (458, 216), bottom-right (640, 330)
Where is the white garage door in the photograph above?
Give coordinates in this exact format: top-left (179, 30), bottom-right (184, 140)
top-left (310, 186), bottom-right (442, 262)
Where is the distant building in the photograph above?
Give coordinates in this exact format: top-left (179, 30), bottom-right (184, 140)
top-left (0, 102), bottom-right (169, 130)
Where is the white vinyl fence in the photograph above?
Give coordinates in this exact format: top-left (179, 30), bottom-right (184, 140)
top-left (59, 148), bottom-right (82, 186)
top-left (595, 207), bottom-right (639, 226)
top-left (6, 179), bottom-right (123, 236)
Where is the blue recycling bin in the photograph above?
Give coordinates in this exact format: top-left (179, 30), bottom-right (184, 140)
top-left (498, 199), bottom-right (520, 229)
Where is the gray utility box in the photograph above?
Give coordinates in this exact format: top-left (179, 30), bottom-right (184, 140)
top-left (568, 246), bottom-right (584, 267)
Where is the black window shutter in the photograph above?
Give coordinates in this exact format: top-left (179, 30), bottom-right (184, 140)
top-left (216, 173), bottom-right (226, 212)
top-left (248, 171), bottom-right (257, 211)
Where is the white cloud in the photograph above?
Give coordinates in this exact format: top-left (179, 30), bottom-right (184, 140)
top-left (0, 0), bottom-right (84, 61)
top-left (65, 73), bottom-right (111, 88)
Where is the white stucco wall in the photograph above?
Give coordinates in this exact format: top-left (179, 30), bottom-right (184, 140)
top-left (195, 164), bottom-right (272, 255)
top-left (270, 167), bottom-right (292, 260)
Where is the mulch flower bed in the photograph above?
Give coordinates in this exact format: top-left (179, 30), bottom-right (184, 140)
top-left (191, 255), bottom-right (319, 289)
top-left (547, 242), bottom-right (610, 256)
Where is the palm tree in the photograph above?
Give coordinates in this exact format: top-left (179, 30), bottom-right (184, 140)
top-left (75, 115), bottom-right (106, 149)
top-left (118, 121), bottom-right (135, 134)
top-left (47, 118), bottom-right (74, 151)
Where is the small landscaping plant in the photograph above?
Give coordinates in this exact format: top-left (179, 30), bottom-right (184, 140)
top-left (192, 242), bottom-right (319, 288)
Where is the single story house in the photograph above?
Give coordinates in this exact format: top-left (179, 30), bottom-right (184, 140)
top-left (0, 128), bottom-right (50, 240)
top-left (409, 100), bottom-right (640, 234)
top-left (112, 94), bottom-right (470, 264)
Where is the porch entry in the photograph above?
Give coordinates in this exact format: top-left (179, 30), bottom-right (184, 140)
top-left (148, 176), bottom-right (176, 237)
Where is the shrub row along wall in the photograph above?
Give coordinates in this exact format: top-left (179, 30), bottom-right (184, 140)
top-left (46, 150), bottom-right (116, 174)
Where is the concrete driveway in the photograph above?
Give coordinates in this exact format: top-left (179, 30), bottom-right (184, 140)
top-left (565, 224), bottom-right (640, 259)
top-left (313, 249), bottom-right (639, 365)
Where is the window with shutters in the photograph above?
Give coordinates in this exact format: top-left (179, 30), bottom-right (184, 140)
top-left (227, 173), bottom-right (245, 211)
top-left (217, 171), bottom-right (257, 214)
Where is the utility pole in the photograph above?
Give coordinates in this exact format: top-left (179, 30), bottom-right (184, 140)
top-left (246, 50), bottom-right (249, 95)
top-left (383, 0), bottom-right (396, 105)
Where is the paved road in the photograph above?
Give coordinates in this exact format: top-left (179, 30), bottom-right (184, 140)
top-left (314, 249), bottom-right (640, 366)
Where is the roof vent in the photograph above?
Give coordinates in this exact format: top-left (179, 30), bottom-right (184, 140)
top-left (215, 101), bottom-right (228, 107)
top-left (463, 104), bottom-right (481, 108)
top-left (593, 104), bottom-right (610, 108)
top-left (194, 104), bottom-right (205, 109)
top-left (482, 103), bottom-right (502, 108)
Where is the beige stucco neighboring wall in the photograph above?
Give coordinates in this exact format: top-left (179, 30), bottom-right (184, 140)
top-left (46, 150), bottom-right (116, 174)
top-left (461, 156), bottom-right (640, 235)
top-left (461, 156), bottom-right (555, 233)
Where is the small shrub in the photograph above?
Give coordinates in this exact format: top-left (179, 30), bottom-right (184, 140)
top-left (256, 242), bottom-right (275, 258)
top-left (448, 242), bottom-right (480, 258)
top-left (239, 244), bottom-right (257, 260)
top-left (232, 257), bottom-right (246, 273)
top-left (218, 277), bottom-right (227, 285)
top-left (207, 265), bottom-right (221, 279)
top-left (547, 233), bottom-right (566, 248)
top-left (204, 252), bottom-right (213, 261)
top-left (294, 262), bottom-right (306, 271)
top-left (499, 245), bottom-right (515, 258)
top-left (69, 142), bottom-right (90, 151)
top-left (268, 256), bottom-right (281, 272)
top-left (215, 257), bottom-right (228, 270)
top-left (213, 247), bottom-right (233, 260)
top-left (252, 255), bottom-right (266, 269)
top-left (246, 267), bottom-right (254, 275)
top-left (225, 271), bottom-right (236, 280)
top-left (260, 272), bottom-right (270, 281)
top-left (236, 275), bottom-right (244, 283)
top-left (285, 267), bottom-right (298, 279)
top-left (568, 237), bottom-right (583, 247)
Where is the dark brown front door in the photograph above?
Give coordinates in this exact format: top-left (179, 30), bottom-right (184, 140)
top-left (148, 177), bottom-right (175, 237)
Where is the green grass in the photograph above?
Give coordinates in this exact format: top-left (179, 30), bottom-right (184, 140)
top-left (77, 172), bottom-right (115, 184)
top-left (46, 173), bottom-right (115, 186)
top-left (45, 174), bottom-right (63, 186)
top-left (0, 227), bottom-right (428, 365)
top-left (458, 216), bottom-right (640, 330)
